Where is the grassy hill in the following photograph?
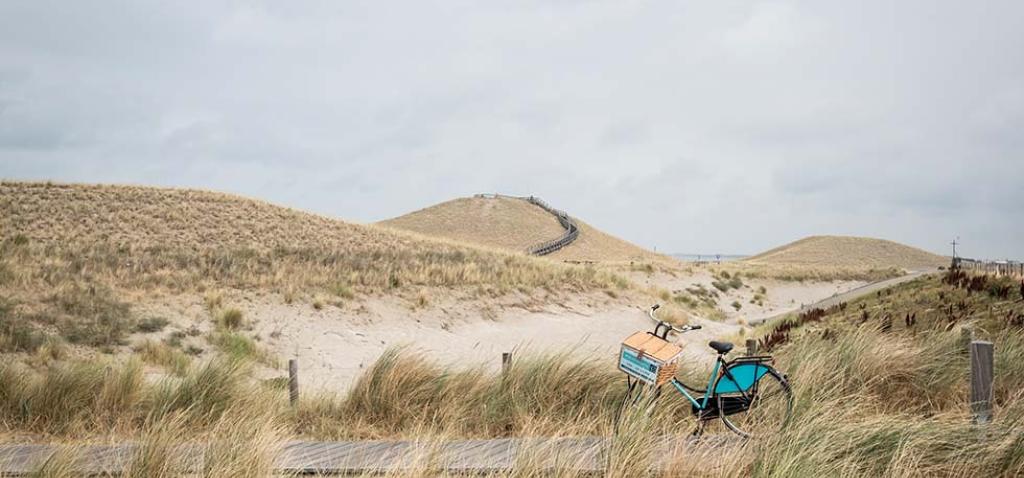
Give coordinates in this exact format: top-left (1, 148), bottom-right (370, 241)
top-left (380, 195), bottom-right (671, 264)
top-left (732, 270), bottom-right (1024, 475)
top-left (0, 182), bottom-right (617, 293)
top-left (379, 196), bottom-right (565, 254)
top-left (744, 235), bottom-right (948, 270)
top-left (0, 182), bottom-right (626, 354)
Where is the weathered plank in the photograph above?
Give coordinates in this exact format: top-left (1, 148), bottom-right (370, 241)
top-left (0, 435), bottom-right (740, 476)
top-left (0, 444), bottom-right (54, 475)
top-left (441, 438), bottom-right (518, 473)
top-left (280, 440), bottom-right (421, 474)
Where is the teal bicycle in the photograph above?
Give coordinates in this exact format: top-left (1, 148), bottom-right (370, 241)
top-left (617, 305), bottom-right (793, 438)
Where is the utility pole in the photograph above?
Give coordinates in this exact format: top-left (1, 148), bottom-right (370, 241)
top-left (950, 237), bottom-right (961, 268)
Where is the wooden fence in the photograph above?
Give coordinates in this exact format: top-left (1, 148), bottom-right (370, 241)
top-left (522, 196), bottom-right (579, 256)
top-left (955, 258), bottom-right (1024, 279)
top-left (472, 194), bottom-right (580, 256)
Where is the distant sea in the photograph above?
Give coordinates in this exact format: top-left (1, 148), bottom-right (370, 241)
top-left (671, 253), bottom-right (748, 263)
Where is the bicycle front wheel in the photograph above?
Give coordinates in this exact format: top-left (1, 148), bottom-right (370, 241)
top-left (718, 369), bottom-right (792, 438)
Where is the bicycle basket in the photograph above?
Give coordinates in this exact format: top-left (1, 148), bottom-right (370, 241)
top-left (619, 332), bottom-right (683, 386)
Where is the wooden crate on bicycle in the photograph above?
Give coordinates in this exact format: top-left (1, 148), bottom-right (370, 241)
top-left (619, 332), bottom-right (683, 386)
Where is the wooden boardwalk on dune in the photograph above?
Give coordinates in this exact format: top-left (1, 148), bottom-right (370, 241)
top-left (0, 436), bottom-right (734, 475)
top-left (520, 196), bottom-right (580, 256)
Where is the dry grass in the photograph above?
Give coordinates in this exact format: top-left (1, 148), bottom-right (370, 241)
top-left (380, 196), bottom-right (567, 254)
top-left (208, 331), bottom-right (276, 366)
top-left (0, 359), bottom-right (145, 435)
top-left (26, 446), bottom-right (82, 478)
top-left (216, 307), bottom-right (245, 330)
top-left (0, 298), bottom-right (49, 354)
top-left (651, 283), bottom-right (725, 321)
top-left (201, 408), bottom-right (287, 477)
top-left (0, 357), bottom-right (277, 438)
top-left (761, 272), bottom-right (1024, 402)
top-left (710, 260), bottom-right (905, 282)
top-left (134, 340), bottom-right (190, 376)
top-left (295, 349), bottom-right (627, 440)
top-left (121, 413), bottom-right (186, 478)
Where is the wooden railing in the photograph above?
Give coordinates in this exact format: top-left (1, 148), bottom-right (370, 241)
top-left (474, 193), bottom-right (579, 256)
top-left (473, 193), bottom-right (581, 255)
top-left (522, 196), bottom-right (579, 256)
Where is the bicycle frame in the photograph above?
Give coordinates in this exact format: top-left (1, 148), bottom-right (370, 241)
top-left (664, 355), bottom-right (769, 413)
top-left (669, 361), bottom-right (721, 411)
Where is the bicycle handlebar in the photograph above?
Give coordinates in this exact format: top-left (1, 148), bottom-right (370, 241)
top-left (647, 304), bottom-right (701, 333)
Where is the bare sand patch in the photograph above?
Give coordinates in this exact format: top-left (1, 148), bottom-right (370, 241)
top-left (119, 264), bottom-right (873, 394)
top-left (625, 268), bottom-right (867, 323)
top-left (129, 290), bottom-right (733, 392)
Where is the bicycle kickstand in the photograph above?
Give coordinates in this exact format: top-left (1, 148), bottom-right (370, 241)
top-left (690, 420), bottom-right (706, 439)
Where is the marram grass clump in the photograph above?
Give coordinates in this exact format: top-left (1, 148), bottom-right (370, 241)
top-left (297, 348), bottom-right (628, 439)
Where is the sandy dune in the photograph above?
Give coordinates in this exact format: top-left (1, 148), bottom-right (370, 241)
top-left (131, 269), bottom-right (872, 393)
top-left (228, 293), bottom-right (736, 391)
top-left (745, 235), bottom-right (947, 270)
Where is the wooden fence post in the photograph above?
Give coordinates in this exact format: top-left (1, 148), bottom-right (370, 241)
top-left (288, 359), bottom-right (299, 407)
top-left (501, 352), bottom-right (514, 432)
top-left (970, 341), bottom-right (994, 424)
top-left (960, 326), bottom-right (973, 353)
top-left (502, 352), bottom-right (512, 376)
top-left (745, 339), bottom-right (759, 356)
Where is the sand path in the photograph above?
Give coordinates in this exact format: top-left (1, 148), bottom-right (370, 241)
top-left (139, 273), bottom-right (893, 393)
top-left (626, 269), bottom-right (867, 323)
top-left (249, 295), bottom-right (737, 392)
top-left (742, 269), bottom-right (937, 326)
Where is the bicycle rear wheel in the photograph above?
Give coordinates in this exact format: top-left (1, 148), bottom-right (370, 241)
top-left (718, 369), bottom-right (792, 438)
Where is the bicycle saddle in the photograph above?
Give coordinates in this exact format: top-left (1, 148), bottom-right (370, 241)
top-left (708, 341), bottom-right (734, 354)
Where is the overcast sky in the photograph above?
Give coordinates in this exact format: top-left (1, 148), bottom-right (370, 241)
top-left (2, 1), bottom-right (1022, 259)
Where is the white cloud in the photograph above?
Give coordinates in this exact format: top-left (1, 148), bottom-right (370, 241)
top-left (0, 0), bottom-right (1021, 259)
